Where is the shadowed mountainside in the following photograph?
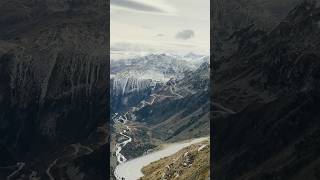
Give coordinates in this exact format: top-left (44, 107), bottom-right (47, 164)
top-left (212, 0), bottom-right (320, 179)
top-left (0, 0), bottom-right (109, 179)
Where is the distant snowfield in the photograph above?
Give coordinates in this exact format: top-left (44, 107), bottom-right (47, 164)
top-left (114, 137), bottom-right (209, 180)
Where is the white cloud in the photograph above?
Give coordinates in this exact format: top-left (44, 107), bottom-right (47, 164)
top-left (110, 40), bottom-right (207, 60)
top-left (175, 29), bottom-right (195, 40)
top-left (110, 0), bottom-right (176, 15)
top-left (156, 34), bottom-right (165, 37)
top-left (111, 0), bottom-right (210, 58)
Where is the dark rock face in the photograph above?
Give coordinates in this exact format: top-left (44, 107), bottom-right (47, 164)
top-left (214, 93), bottom-right (320, 180)
top-left (0, 0), bottom-right (109, 179)
top-left (212, 0), bottom-right (303, 60)
top-left (212, 1), bottom-right (320, 179)
top-left (73, 144), bottom-right (109, 180)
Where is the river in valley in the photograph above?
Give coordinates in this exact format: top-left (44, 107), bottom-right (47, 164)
top-left (112, 83), bottom-right (191, 180)
top-left (114, 137), bottom-right (209, 180)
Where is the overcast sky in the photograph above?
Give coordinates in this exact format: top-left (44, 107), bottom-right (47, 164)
top-left (111, 0), bottom-right (210, 60)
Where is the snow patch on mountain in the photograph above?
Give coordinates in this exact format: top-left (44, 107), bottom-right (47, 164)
top-left (112, 70), bottom-right (165, 95)
top-left (111, 53), bottom-right (209, 95)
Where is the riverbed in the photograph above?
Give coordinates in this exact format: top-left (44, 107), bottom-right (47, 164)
top-left (114, 137), bottom-right (209, 180)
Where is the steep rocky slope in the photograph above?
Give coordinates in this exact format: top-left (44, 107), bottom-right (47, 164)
top-left (212, 1), bottom-right (320, 179)
top-left (0, 0), bottom-right (108, 179)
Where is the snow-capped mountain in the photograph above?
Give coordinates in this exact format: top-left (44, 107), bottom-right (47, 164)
top-left (111, 53), bottom-right (209, 95)
top-left (111, 53), bottom-right (197, 73)
top-left (183, 54), bottom-right (210, 69)
top-left (183, 52), bottom-right (207, 61)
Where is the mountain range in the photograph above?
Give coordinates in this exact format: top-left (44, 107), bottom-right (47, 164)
top-left (212, 0), bottom-right (320, 179)
top-left (110, 53), bottom-right (210, 179)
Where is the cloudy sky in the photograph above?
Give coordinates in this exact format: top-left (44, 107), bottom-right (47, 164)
top-left (111, 0), bottom-right (210, 59)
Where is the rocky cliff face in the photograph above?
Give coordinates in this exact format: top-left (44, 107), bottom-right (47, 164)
top-left (212, 1), bottom-right (320, 179)
top-left (0, 0), bottom-right (108, 179)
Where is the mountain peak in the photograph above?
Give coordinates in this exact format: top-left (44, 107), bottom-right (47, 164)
top-left (184, 52), bottom-right (206, 59)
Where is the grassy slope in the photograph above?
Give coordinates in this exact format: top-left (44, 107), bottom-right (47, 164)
top-left (140, 140), bottom-right (210, 180)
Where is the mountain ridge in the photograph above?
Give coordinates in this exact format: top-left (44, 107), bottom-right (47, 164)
top-left (212, 1), bottom-right (320, 179)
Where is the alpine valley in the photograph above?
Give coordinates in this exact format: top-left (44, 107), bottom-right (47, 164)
top-left (110, 53), bottom-right (211, 180)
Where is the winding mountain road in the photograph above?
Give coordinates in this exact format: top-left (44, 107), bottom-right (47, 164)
top-left (46, 143), bottom-right (93, 180)
top-left (6, 162), bottom-right (25, 180)
top-left (212, 102), bottom-right (236, 114)
top-left (170, 85), bottom-right (183, 99)
top-left (46, 159), bottom-right (57, 180)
